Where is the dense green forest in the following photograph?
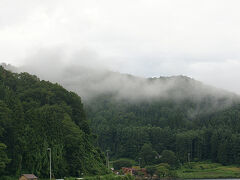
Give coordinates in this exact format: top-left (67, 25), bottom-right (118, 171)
top-left (86, 78), bottom-right (240, 167)
top-left (0, 67), bottom-right (107, 178)
top-left (1, 64), bottom-right (240, 178)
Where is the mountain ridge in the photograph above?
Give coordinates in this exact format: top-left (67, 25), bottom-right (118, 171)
top-left (2, 62), bottom-right (240, 169)
top-left (1, 62), bottom-right (238, 104)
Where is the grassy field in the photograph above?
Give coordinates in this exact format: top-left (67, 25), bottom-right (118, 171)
top-left (0, 175), bottom-right (133, 180)
top-left (176, 162), bottom-right (240, 179)
top-left (3, 162), bottom-right (240, 179)
top-left (0, 176), bottom-right (54, 180)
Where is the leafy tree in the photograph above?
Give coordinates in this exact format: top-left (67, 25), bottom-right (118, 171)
top-left (0, 67), bottom-right (107, 178)
top-left (155, 163), bottom-right (170, 178)
top-left (139, 143), bottom-right (157, 166)
top-left (113, 159), bottom-right (133, 170)
top-left (161, 150), bottom-right (179, 168)
top-left (0, 143), bottom-right (10, 174)
top-left (145, 165), bottom-right (157, 179)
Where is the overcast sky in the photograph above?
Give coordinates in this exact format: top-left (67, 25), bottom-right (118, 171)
top-left (1, 0), bottom-right (240, 94)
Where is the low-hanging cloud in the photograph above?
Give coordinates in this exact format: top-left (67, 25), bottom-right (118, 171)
top-left (1, 0), bottom-right (240, 96)
top-left (2, 48), bottom-right (237, 113)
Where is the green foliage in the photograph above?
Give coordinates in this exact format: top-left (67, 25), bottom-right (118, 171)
top-left (160, 150), bottom-right (179, 168)
top-left (86, 87), bottom-right (240, 168)
top-left (155, 164), bottom-right (169, 178)
top-left (0, 67), bottom-right (107, 178)
top-left (139, 143), bottom-right (157, 166)
top-left (0, 143), bottom-right (10, 173)
top-left (113, 159), bottom-right (133, 170)
top-left (177, 162), bottom-right (240, 178)
top-left (145, 165), bottom-right (156, 178)
top-left (156, 163), bottom-right (178, 178)
top-left (146, 164), bottom-right (178, 179)
top-left (83, 174), bottom-right (135, 180)
top-left (0, 176), bottom-right (16, 180)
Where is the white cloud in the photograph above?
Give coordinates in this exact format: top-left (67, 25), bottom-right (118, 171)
top-left (1, 0), bottom-right (240, 93)
top-left (189, 59), bottom-right (240, 93)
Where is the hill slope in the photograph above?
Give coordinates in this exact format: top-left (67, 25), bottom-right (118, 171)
top-left (0, 66), bottom-right (107, 178)
top-left (80, 72), bottom-right (240, 166)
top-left (3, 63), bottom-right (240, 166)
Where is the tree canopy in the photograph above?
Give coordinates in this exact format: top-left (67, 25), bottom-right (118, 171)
top-left (86, 80), bottom-right (240, 167)
top-left (0, 66), bottom-right (107, 178)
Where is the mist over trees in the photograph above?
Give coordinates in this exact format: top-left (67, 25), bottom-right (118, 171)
top-left (2, 62), bottom-right (240, 171)
top-left (2, 62), bottom-right (237, 104)
top-left (86, 90), bottom-right (240, 166)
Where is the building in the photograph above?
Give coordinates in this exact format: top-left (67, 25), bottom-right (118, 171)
top-left (122, 167), bottom-right (134, 175)
top-left (19, 174), bottom-right (38, 180)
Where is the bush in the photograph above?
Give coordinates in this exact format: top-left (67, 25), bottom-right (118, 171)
top-left (161, 150), bottom-right (179, 168)
top-left (84, 174), bottom-right (135, 180)
top-left (113, 159), bottom-right (133, 170)
top-left (156, 163), bottom-right (178, 178)
top-left (146, 165), bottom-right (157, 178)
top-left (0, 176), bottom-right (16, 180)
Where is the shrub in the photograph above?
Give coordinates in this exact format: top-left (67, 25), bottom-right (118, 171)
top-left (113, 159), bottom-right (133, 170)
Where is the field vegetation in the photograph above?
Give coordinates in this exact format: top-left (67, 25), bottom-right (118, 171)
top-left (177, 162), bottom-right (240, 178)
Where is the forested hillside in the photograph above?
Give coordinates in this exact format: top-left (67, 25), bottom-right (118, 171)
top-left (85, 76), bottom-right (240, 166)
top-left (0, 66), bottom-right (107, 178)
top-left (3, 63), bottom-right (240, 170)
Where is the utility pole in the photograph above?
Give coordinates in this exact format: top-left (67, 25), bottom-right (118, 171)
top-left (188, 152), bottom-right (190, 166)
top-left (138, 158), bottom-right (141, 168)
top-left (47, 148), bottom-right (51, 180)
top-left (106, 150), bottom-right (110, 169)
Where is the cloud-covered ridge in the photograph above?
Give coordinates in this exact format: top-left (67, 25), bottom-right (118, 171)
top-left (1, 58), bottom-right (238, 106)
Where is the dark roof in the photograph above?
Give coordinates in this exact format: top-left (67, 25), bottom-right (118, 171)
top-left (22, 174), bottom-right (38, 179)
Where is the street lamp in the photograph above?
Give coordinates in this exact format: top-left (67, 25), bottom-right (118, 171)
top-left (106, 150), bottom-right (110, 169)
top-left (47, 148), bottom-right (51, 180)
top-left (138, 158), bottom-right (141, 168)
top-left (188, 152), bottom-right (191, 167)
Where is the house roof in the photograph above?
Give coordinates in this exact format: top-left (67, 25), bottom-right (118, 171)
top-left (22, 174), bottom-right (38, 179)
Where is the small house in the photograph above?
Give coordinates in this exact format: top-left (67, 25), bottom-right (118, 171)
top-left (19, 174), bottom-right (38, 180)
top-left (122, 167), bottom-right (134, 175)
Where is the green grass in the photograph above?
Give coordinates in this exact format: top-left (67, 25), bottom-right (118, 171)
top-left (0, 177), bottom-right (51, 180)
top-left (0, 174), bottom-right (134, 180)
top-left (81, 174), bottom-right (134, 180)
top-left (176, 162), bottom-right (240, 179)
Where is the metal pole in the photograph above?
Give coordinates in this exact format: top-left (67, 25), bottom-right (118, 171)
top-left (47, 148), bottom-right (51, 180)
top-left (106, 150), bottom-right (109, 169)
top-left (188, 152), bottom-right (190, 166)
top-left (106, 151), bottom-right (107, 167)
